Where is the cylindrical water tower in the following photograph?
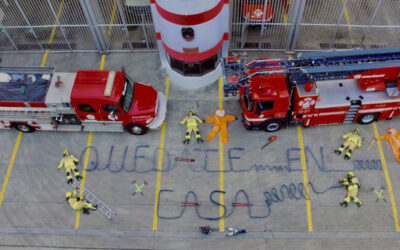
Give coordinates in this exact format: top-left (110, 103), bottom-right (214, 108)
top-left (150, 0), bottom-right (230, 88)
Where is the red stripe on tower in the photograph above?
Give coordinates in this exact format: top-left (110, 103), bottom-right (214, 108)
top-left (162, 35), bottom-right (224, 62)
top-left (154, 0), bottom-right (224, 26)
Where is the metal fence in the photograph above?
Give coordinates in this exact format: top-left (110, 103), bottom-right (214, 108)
top-left (0, 0), bottom-right (157, 53)
top-left (293, 0), bottom-right (400, 51)
top-left (0, 0), bottom-right (101, 52)
top-left (0, 0), bottom-right (399, 53)
top-left (231, 0), bottom-right (400, 51)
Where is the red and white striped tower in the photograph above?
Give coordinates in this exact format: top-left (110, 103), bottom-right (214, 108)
top-left (150, 0), bottom-right (230, 88)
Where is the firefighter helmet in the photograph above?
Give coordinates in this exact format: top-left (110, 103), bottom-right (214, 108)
top-left (63, 149), bottom-right (70, 156)
top-left (347, 171), bottom-right (355, 178)
top-left (353, 128), bottom-right (360, 134)
top-left (65, 192), bottom-right (73, 198)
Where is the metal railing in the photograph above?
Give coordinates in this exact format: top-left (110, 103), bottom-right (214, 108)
top-left (0, 0), bottom-right (399, 53)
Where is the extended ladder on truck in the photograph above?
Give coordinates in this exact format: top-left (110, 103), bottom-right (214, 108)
top-left (71, 183), bottom-right (117, 220)
top-left (223, 47), bottom-right (400, 95)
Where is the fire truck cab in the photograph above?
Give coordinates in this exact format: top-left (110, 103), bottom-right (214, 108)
top-left (240, 65), bottom-right (289, 131)
top-left (0, 67), bottom-right (166, 135)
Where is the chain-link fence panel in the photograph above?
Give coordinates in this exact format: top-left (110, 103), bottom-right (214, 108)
top-left (87, 0), bottom-right (156, 51)
top-left (293, 0), bottom-right (400, 51)
top-left (231, 0), bottom-right (293, 50)
top-left (0, 0), bottom-right (104, 52)
top-left (0, 0), bottom-right (399, 52)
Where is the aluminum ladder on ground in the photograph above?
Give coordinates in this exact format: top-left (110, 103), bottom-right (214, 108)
top-left (71, 183), bottom-right (117, 220)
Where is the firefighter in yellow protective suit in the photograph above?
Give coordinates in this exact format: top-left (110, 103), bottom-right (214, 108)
top-left (58, 150), bottom-right (82, 184)
top-left (65, 188), bottom-right (97, 214)
top-left (339, 171), bottom-right (362, 207)
top-left (334, 128), bottom-right (362, 160)
top-left (180, 110), bottom-right (204, 144)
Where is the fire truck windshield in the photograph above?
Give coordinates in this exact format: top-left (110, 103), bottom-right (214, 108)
top-left (243, 95), bottom-right (254, 112)
top-left (119, 75), bottom-right (135, 113)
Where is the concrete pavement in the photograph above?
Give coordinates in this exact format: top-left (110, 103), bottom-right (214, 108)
top-left (0, 51), bottom-right (399, 249)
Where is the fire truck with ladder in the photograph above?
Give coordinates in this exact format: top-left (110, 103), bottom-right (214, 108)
top-left (222, 47), bottom-right (400, 132)
top-left (0, 67), bottom-right (166, 135)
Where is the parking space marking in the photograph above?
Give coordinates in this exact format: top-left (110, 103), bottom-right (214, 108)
top-left (373, 122), bottom-right (400, 231)
top-left (0, 0), bottom-right (64, 217)
top-left (75, 131), bottom-right (93, 229)
top-left (75, 54), bottom-right (105, 229)
top-left (152, 77), bottom-right (170, 231)
top-left (108, 0), bottom-right (118, 36)
top-left (297, 126), bottom-right (313, 232)
top-left (342, 0), bottom-right (355, 44)
top-left (100, 55), bottom-right (106, 70)
top-left (40, 0), bottom-right (65, 67)
top-left (48, 0), bottom-right (65, 44)
top-left (218, 77), bottom-right (225, 231)
top-left (0, 132), bottom-right (22, 209)
top-left (283, 0), bottom-right (288, 24)
top-left (40, 50), bottom-right (49, 67)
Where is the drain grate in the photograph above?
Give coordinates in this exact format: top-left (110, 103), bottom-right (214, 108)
top-left (123, 42), bottom-right (147, 49)
top-left (243, 42), bottom-right (259, 48)
top-left (320, 43), bottom-right (386, 50)
top-left (261, 42), bottom-right (271, 49)
top-left (43, 43), bottom-right (76, 50)
top-left (16, 43), bottom-right (76, 50)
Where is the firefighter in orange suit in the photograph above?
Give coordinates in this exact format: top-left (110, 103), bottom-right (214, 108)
top-left (58, 149), bottom-right (82, 184)
top-left (65, 188), bottom-right (97, 214)
top-left (334, 128), bottom-right (362, 160)
top-left (339, 171), bottom-right (362, 207)
top-left (205, 109), bottom-right (236, 144)
top-left (378, 127), bottom-right (400, 163)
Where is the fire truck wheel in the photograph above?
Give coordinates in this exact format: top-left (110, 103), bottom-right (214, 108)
top-left (12, 123), bottom-right (35, 133)
top-left (126, 123), bottom-right (148, 135)
top-left (357, 113), bottom-right (378, 124)
top-left (262, 119), bottom-right (283, 132)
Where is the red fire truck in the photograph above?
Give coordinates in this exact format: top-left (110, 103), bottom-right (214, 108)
top-left (0, 67), bottom-right (166, 135)
top-left (223, 48), bottom-right (400, 132)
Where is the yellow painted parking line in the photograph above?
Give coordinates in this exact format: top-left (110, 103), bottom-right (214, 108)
top-left (283, 1), bottom-right (288, 24)
top-left (218, 77), bottom-right (225, 231)
top-left (342, 0), bottom-right (352, 32)
top-left (100, 55), bottom-right (106, 70)
top-left (219, 77), bottom-right (223, 109)
top-left (107, 0), bottom-right (118, 36)
top-left (75, 54), bottom-right (105, 229)
top-left (297, 126), bottom-right (313, 232)
top-left (283, 0), bottom-right (290, 24)
top-left (48, 0), bottom-right (65, 44)
top-left (152, 77), bottom-right (170, 231)
top-left (341, 0), bottom-right (355, 44)
top-left (40, 50), bottom-right (49, 67)
top-left (75, 132), bottom-right (93, 229)
top-left (0, 132), bottom-right (22, 209)
top-left (40, 0), bottom-right (65, 67)
top-left (373, 122), bottom-right (400, 232)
